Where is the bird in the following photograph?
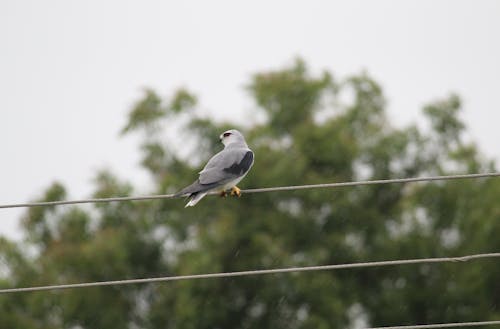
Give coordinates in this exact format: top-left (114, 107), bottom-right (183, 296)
top-left (175, 129), bottom-right (254, 207)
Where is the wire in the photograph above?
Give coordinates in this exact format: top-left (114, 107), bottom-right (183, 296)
top-left (1, 252), bottom-right (498, 294)
top-left (1, 172), bottom-right (499, 209)
top-left (242, 172), bottom-right (500, 194)
top-left (365, 320), bottom-right (500, 329)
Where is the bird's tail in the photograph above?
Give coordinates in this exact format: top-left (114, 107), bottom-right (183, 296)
top-left (185, 192), bottom-right (207, 207)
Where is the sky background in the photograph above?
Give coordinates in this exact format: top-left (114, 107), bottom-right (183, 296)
top-left (1, 0), bottom-right (499, 239)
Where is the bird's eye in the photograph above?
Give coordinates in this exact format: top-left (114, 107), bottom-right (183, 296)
top-left (223, 132), bottom-right (231, 137)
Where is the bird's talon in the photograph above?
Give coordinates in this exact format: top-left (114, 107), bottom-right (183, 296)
top-left (230, 186), bottom-right (242, 197)
top-left (219, 191), bottom-right (228, 198)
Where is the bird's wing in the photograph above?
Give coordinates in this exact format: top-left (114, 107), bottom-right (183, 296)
top-left (198, 148), bottom-right (254, 185)
top-left (174, 180), bottom-right (219, 197)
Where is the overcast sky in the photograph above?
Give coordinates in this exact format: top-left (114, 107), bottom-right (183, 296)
top-left (1, 0), bottom-right (499, 239)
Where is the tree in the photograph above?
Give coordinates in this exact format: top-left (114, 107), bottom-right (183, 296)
top-left (1, 58), bottom-right (499, 329)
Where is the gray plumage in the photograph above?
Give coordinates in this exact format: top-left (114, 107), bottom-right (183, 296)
top-left (175, 129), bottom-right (254, 207)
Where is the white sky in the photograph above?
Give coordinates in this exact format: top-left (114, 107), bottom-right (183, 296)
top-left (1, 1), bottom-right (499, 239)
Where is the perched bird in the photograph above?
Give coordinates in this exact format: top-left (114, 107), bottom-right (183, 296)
top-left (175, 129), bottom-right (254, 207)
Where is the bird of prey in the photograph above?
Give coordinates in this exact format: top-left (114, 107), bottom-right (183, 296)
top-left (175, 129), bottom-right (254, 207)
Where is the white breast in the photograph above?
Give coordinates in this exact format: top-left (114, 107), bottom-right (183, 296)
top-left (220, 174), bottom-right (247, 191)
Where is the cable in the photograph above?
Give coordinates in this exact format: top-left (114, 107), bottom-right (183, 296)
top-left (242, 172), bottom-right (500, 194)
top-left (1, 172), bottom-right (499, 209)
top-left (1, 252), bottom-right (498, 294)
top-left (365, 320), bottom-right (500, 329)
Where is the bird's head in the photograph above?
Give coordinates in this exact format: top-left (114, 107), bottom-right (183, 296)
top-left (219, 129), bottom-right (246, 147)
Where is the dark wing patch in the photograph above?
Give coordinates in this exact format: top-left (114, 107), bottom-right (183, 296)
top-left (223, 151), bottom-right (254, 176)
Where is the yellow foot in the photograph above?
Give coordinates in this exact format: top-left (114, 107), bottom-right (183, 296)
top-left (230, 186), bottom-right (241, 197)
top-left (219, 190), bottom-right (228, 198)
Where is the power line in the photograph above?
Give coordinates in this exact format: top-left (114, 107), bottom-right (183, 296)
top-left (242, 172), bottom-right (500, 194)
top-left (1, 172), bottom-right (499, 209)
top-left (1, 252), bottom-right (498, 294)
top-left (365, 320), bottom-right (500, 329)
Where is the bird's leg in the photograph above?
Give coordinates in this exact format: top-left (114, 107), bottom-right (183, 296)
top-left (230, 186), bottom-right (241, 197)
top-left (219, 190), bottom-right (228, 198)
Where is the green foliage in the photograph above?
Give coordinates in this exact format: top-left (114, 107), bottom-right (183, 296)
top-left (121, 88), bottom-right (197, 135)
top-left (121, 89), bottom-right (164, 134)
top-left (170, 88), bottom-right (197, 113)
top-left (248, 58), bottom-right (332, 134)
top-left (423, 94), bottom-right (464, 145)
top-left (1, 59), bottom-right (499, 329)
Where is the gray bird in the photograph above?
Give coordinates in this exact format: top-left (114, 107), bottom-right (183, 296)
top-left (175, 129), bottom-right (254, 207)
